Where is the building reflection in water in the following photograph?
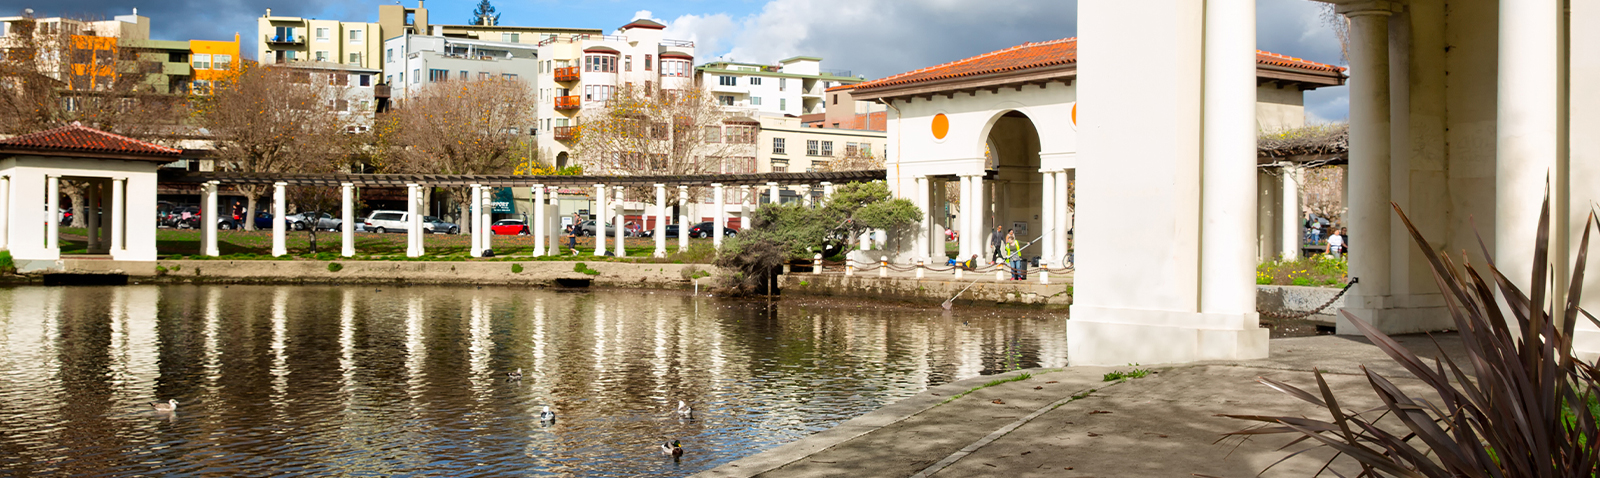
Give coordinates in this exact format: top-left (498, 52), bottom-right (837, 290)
top-left (0, 285), bottom-right (1066, 477)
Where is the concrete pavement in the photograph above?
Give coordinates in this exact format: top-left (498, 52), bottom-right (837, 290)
top-left (696, 333), bottom-right (1464, 477)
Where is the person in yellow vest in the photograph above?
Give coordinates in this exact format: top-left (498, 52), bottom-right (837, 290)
top-left (1004, 230), bottom-right (1026, 280)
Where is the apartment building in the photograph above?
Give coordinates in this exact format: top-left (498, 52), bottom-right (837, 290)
top-left (0, 11), bottom-right (241, 95)
top-left (694, 57), bottom-right (863, 117)
top-left (382, 33), bottom-right (539, 102)
top-left (257, 10), bottom-right (383, 68)
top-left (535, 18), bottom-right (697, 166)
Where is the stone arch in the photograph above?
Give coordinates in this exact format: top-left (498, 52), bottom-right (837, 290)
top-left (556, 151), bottom-right (569, 169)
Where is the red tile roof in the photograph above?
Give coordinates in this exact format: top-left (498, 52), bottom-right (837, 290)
top-left (852, 37), bottom-right (1345, 93)
top-left (0, 122), bottom-right (183, 159)
top-left (825, 84), bottom-right (857, 92)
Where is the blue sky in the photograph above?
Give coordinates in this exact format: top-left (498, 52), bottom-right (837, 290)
top-left (3, 0), bottom-right (1349, 121)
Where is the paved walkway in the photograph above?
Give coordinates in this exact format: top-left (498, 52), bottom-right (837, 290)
top-left (696, 333), bottom-right (1464, 477)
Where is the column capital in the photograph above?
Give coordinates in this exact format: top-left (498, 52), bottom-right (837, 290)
top-left (1335, 0), bottom-right (1401, 16)
top-left (766, 182), bottom-right (778, 186)
top-left (678, 184), bottom-right (689, 190)
top-left (654, 183), bottom-right (665, 188)
top-left (340, 182), bottom-right (354, 187)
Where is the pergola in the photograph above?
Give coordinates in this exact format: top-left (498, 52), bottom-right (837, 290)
top-left (163, 169), bottom-right (885, 259)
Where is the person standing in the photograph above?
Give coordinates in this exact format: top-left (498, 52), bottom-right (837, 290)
top-left (1004, 230), bottom-right (1026, 280)
top-left (1326, 227), bottom-right (1347, 259)
top-left (989, 225), bottom-right (1004, 264)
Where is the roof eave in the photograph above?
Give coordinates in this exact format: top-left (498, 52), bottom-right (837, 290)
top-left (851, 64), bottom-right (1078, 101)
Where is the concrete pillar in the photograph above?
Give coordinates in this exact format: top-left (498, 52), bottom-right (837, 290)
top-left (1058, 170), bottom-right (1072, 263)
top-left (532, 185), bottom-right (546, 256)
top-left (480, 187), bottom-right (492, 255)
top-left (821, 181), bottom-right (834, 199)
top-left (85, 181), bottom-right (101, 253)
top-left (677, 185), bottom-right (689, 252)
top-left (109, 178), bottom-right (122, 253)
top-left (406, 184), bottom-right (420, 257)
top-left (767, 182), bottom-right (780, 205)
top-left (1496, 0), bottom-right (1562, 300)
top-left (469, 184), bottom-right (483, 258)
top-left (203, 181), bottom-right (220, 256)
top-left (613, 186), bottom-right (625, 257)
top-left (97, 180), bottom-right (111, 249)
top-left (915, 176), bottom-right (930, 261)
top-left (654, 183), bottom-right (667, 258)
top-left (713, 183), bottom-right (726, 249)
top-left (1279, 167), bottom-right (1301, 260)
top-left (1338, 2), bottom-right (1395, 329)
top-left (1041, 170), bottom-right (1055, 265)
top-left (740, 185), bottom-right (752, 230)
top-left (956, 175), bottom-right (972, 262)
top-left (1199, 0), bottom-right (1258, 319)
top-left (271, 182), bottom-right (286, 257)
top-left (594, 183), bottom-right (607, 256)
top-left (339, 183), bottom-right (354, 257)
top-left (932, 178), bottom-right (947, 260)
top-left (0, 175), bottom-right (9, 250)
top-left (1571, 0), bottom-right (1600, 359)
top-left (45, 175), bottom-right (58, 253)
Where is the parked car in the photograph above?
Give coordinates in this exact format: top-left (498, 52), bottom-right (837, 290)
top-left (575, 220), bottom-right (621, 237)
top-left (640, 224), bottom-right (680, 238)
top-left (687, 221), bottom-right (737, 238)
top-left (362, 210), bottom-right (412, 234)
top-left (161, 205), bottom-right (237, 230)
top-left (491, 219), bottom-right (530, 235)
top-left (423, 216), bottom-right (459, 234)
top-left (287, 212), bottom-right (341, 231)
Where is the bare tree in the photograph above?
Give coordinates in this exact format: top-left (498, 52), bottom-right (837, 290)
top-left (569, 85), bottom-right (757, 204)
top-left (196, 63), bottom-right (352, 229)
top-left (391, 78), bottom-right (536, 229)
top-left (1301, 165), bottom-right (1346, 225)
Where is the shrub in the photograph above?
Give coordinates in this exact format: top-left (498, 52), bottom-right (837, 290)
top-left (574, 262), bottom-right (588, 273)
top-left (1225, 191), bottom-right (1600, 476)
top-left (154, 265), bottom-right (168, 275)
top-left (327, 262), bottom-right (343, 272)
top-left (0, 250), bottom-right (12, 273)
top-left (679, 265), bottom-right (710, 280)
top-left (511, 263), bottom-right (524, 273)
top-left (1257, 255), bottom-right (1347, 286)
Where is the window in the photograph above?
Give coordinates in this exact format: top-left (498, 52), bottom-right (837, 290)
top-left (386, 74), bottom-right (393, 85)
top-left (704, 126), bottom-right (721, 143)
top-left (772, 138), bottom-right (786, 154)
top-left (503, 73), bottom-right (518, 80)
top-left (645, 54), bottom-right (652, 70)
top-left (821, 141), bottom-right (834, 156)
top-left (333, 99), bottom-right (349, 111)
top-left (750, 77), bottom-right (762, 86)
top-left (192, 53), bottom-right (211, 70)
top-left (412, 69), bottom-right (420, 83)
top-left (584, 85), bottom-right (615, 102)
top-left (192, 80), bottom-right (212, 95)
top-left (315, 50), bottom-right (329, 62)
top-left (387, 48), bottom-right (394, 63)
top-left (480, 72), bottom-right (490, 80)
top-left (349, 29), bottom-right (363, 42)
top-left (719, 75), bottom-right (736, 86)
top-left (779, 78), bottom-right (786, 91)
top-left (501, 32), bottom-right (519, 42)
top-left (316, 27), bottom-right (329, 41)
top-left (773, 164), bottom-right (787, 173)
top-left (625, 55), bottom-right (632, 71)
top-left (460, 70), bottom-right (467, 80)
top-left (779, 98), bottom-right (786, 111)
top-left (806, 139), bottom-right (819, 156)
top-left (429, 69), bottom-right (448, 82)
top-left (662, 59), bottom-right (690, 77)
top-left (168, 51), bottom-right (188, 63)
top-left (347, 52), bottom-right (361, 65)
top-left (832, 94), bottom-right (838, 105)
top-left (846, 142), bottom-right (859, 157)
top-left (359, 74), bottom-right (371, 86)
top-left (718, 95), bottom-right (734, 106)
top-left (750, 97), bottom-right (762, 106)
top-left (584, 54), bottom-right (616, 73)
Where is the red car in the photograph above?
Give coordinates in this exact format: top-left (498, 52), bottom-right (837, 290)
top-left (490, 219), bottom-right (530, 235)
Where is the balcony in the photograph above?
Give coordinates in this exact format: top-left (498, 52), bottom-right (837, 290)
top-left (554, 66), bottom-right (579, 82)
top-left (374, 84), bottom-right (391, 99)
top-left (659, 39), bottom-right (695, 48)
top-left (265, 34), bottom-right (303, 45)
top-left (554, 95), bottom-right (581, 110)
top-left (553, 125), bottom-right (578, 141)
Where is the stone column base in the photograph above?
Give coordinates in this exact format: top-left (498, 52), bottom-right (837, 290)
top-left (1068, 305), bottom-right (1269, 365)
top-left (1336, 293), bottom-right (1452, 335)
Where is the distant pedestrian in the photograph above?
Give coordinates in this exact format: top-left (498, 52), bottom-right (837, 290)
top-left (989, 225), bottom-right (1004, 264)
top-left (1004, 230), bottom-right (1026, 280)
top-left (1326, 227), bottom-right (1347, 258)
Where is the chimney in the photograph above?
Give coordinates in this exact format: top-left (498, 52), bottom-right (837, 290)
top-left (417, 1), bottom-right (424, 8)
top-left (266, 8), bottom-right (272, 17)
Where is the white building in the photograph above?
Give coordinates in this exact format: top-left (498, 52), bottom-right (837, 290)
top-left (382, 34), bottom-right (539, 103)
top-left (535, 18), bottom-right (696, 168)
top-left (695, 57), bottom-right (863, 117)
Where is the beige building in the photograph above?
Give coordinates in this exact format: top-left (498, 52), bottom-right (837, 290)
top-left (694, 57), bottom-right (863, 117)
top-left (258, 2), bottom-right (593, 70)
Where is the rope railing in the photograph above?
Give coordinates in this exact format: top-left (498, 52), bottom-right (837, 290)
top-left (805, 254), bottom-right (1075, 278)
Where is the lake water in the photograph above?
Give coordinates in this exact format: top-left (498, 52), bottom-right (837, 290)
top-left (0, 285), bottom-right (1067, 476)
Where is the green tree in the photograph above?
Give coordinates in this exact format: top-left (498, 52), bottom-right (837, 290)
top-left (470, 0), bottom-right (500, 26)
top-left (715, 180), bottom-right (920, 295)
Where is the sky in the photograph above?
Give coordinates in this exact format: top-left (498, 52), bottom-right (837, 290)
top-left (1, 0), bottom-right (1349, 121)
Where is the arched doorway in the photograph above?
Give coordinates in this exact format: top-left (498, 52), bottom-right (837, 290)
top-left (556, 151), bottom-right (569, 169)
top-left (980, 110), bottom-right (1044, 265)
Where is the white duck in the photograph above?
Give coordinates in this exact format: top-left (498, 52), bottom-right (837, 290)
top-left (540, 405), bottom-right (556, 423)
top-left (676, 400), bottom-right (694, 419)
top-left (150, 399), bottom-right (178, 412)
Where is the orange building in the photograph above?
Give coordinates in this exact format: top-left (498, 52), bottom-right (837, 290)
top-left (189, 34), bottom-right (242, 94)
top-left (66, 34), bottom-right (118, 90)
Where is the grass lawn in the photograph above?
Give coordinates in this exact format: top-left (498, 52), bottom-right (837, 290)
top-left (60, 227), bottom-right (719, 263)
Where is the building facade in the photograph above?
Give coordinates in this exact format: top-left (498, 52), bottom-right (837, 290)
top-left (382, 34), bottom-right (539, 103)
top-left (695, 57), bottom-right (861, 117)
top-left (257, 10), bottom-right (383, 68)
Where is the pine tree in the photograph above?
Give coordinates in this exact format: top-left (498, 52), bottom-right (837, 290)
top-left (470, 0), bottom-right (499, 26)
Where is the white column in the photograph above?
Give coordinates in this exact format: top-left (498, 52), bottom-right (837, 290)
top-left (677, 185), bottom-right (689, 252)
top-left (713, 183), bottom-right (726, 249)
top-left (654, 183), bottom-right (667, 258)
top-left (613, 186), bottom-right (625, 257)
top-left (1040, 170), bottom-right (1055, 265)
top-left (340, 183), bottom-right (355, 257)
top-left (740, 185), bottom-right (752, 230)
top-left (914, 176), bottom-right (930, 261)
top-left (85, 181), bottom-right (101, 253)
top-left (956, 175), bottom-right (971, 261)
top-left (532, 185), bottom-right (546, 257)
top-left (1057, 170), bottom-right (1071, 264)
top-left (109, 178), bottom-right (122, 253)
top-left (1339, 2), bottom-right (1395, 322)
top-left (767, 182), bottom-right (780, 205)
top-left (45, 175), bottom-right (58, 253)
top-left (821, 181), bottom-right (834, 199)
top-left (480, 187), bottom-right (492, 254)
top-left (594, 183), bottom-right (607, 256)
top-left (0, 175), bottom-right (9, 250)
top-left (203, 181), bottom-right (220, 256)
top-left (1495, 0), bottom-right (1561, 298)
top-left (469, 184), bottom-right (483, 258)
top-left (1279, 167), bottom-right (1301, 260)
top-left (1572, 0), bottom-right (1600, 359)
top-left (406, 184), bottom-right (419, 257)
top-left (1199, 0), bottom-right (1258, 318)
top-left (271, 182), bottom-right (286, 257)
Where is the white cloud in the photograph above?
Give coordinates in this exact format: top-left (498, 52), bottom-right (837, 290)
top-left (633, 10), bottom-right (657, 21)
top-left (662, 13), bottom-right (737, 60)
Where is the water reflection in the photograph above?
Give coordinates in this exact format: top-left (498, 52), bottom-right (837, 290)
top-left (0, 285), bottom-right (1066, 476)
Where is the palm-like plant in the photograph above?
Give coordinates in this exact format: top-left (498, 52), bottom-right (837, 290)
top-left (1225, 187), bottom-right (1600, 476)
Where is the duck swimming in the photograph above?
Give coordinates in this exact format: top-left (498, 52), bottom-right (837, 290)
top-left (150, 399), bottom-right (178, 412)
top-left (507, 368), bottom-right (523, 381)
top-left (661, 440), bottom-right (684, 457)
top-left (676, 400), bottom-right (693, 419)
top-left (539, 406), bottom-right (556, 423)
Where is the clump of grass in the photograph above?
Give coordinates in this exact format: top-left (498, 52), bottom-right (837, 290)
top-left (0, 250), bottom-right (12, 274)
top-left (154, 265), bottom-right (168, 275)
top-left (1103, 365), bottom-right (1153, 382)
top-left (574, 263), bottom-right (600, 276)
top-left (327, 262), bottom-right (343, 272)
top-left (1257, 255), bottom-right (1347, 286)
top-left (941, 372), bottom-right (1033, 404)
top-left (511, 263), bottom-right (524, 273)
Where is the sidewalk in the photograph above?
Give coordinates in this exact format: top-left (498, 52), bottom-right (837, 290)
top-left (696, 333), bottom-right (1464, 477)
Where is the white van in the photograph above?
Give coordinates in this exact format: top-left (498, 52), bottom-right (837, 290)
top-left (362, 210), bottom-right (411, 233)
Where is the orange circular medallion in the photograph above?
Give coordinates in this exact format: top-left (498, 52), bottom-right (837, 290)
top-left (931, 113), bottom-right (949, 140)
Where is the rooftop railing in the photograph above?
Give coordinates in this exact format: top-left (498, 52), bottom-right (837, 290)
top-left (659, 39), bottom-right (695, 48)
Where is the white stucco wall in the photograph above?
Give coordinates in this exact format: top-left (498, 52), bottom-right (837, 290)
top-left (2, 156), bottom-right (163, 266)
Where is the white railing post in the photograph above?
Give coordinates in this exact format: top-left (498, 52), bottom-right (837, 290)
top-left (916, 259), bottom-right (924, 279)
top-left (879, 256), bottom-right (888, 278)
top-left (813, 253), bottom-right (822, 274)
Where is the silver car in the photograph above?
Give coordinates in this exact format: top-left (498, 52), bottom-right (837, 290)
top-left (362, 210), bottom-right (412, 234)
